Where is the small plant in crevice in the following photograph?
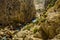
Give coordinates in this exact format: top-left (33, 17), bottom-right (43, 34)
top-left (33, 27), bottom-right (39, 33)
top-left (46, 0), bottom-right (57, 10)
top-left (23, 26), bottom-right (31, 30)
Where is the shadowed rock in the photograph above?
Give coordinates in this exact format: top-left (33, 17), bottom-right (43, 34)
top-left (0, 0), bottom-right (36, 25)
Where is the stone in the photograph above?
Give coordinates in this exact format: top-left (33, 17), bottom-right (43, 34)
top-left (40, 0), bottom-right (60, 39)
top-left (0, 0), bottom-right (36, 25)
top-left (51, 34), bottom-right (60, 40)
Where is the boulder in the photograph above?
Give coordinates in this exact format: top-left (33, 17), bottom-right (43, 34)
top-left (0, 0), bottom-right (36, 25)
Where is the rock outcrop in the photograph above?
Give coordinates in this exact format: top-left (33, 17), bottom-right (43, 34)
top-left (0, 0), bottom-right (36, 25)
top-left (41, 0), bottom-right (60, 39)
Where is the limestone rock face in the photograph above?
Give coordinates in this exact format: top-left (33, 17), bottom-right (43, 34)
top-left (0, 0), bottom-right (36, 25)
